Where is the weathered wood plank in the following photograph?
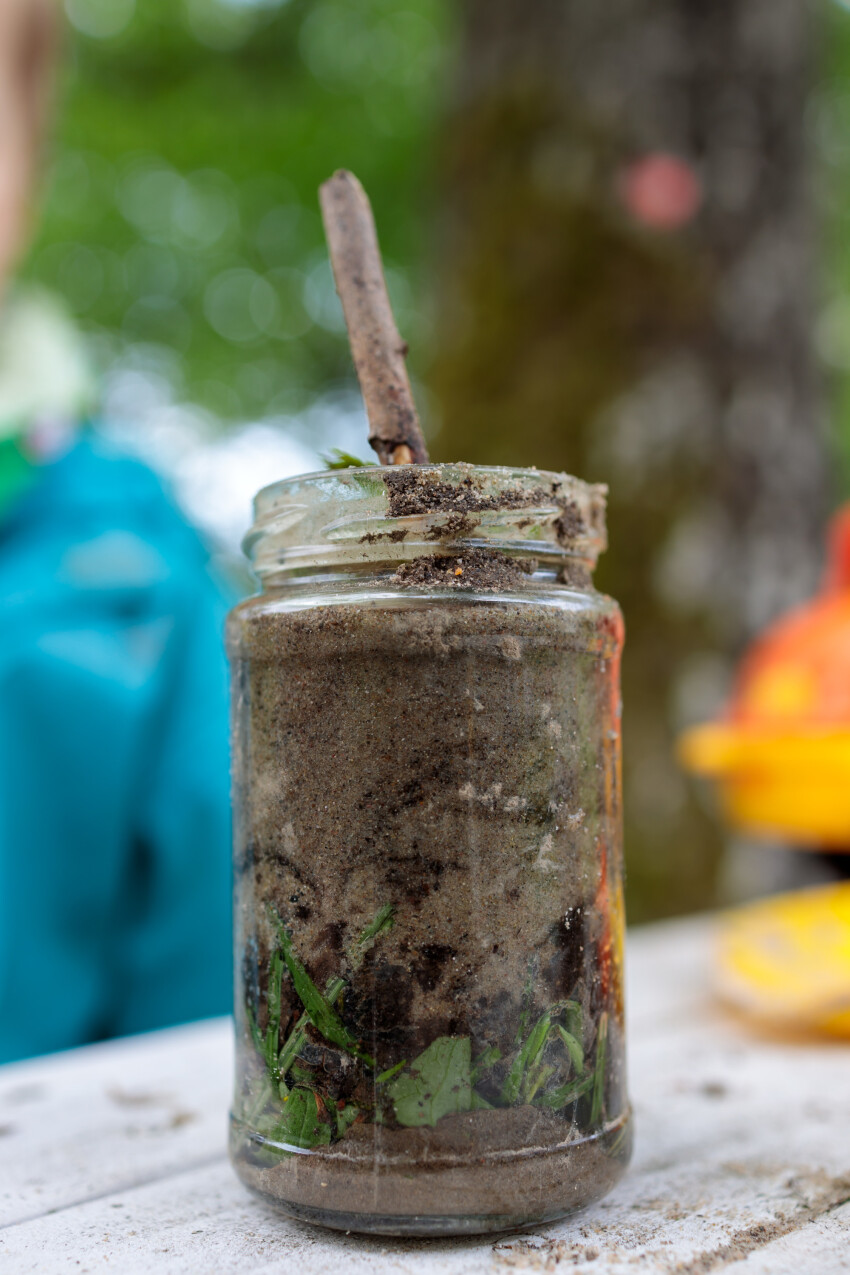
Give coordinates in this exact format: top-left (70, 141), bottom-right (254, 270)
top-left (1, 919), bottom-right (848, 1273)
top-left (625, 915), bottom-right (716, 1031)
top-left (0, 1017), bottom-right (232, 1227)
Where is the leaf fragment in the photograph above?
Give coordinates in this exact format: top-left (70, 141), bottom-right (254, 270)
top-left (357, 902), bottom-right (395, 947)
top-left (390, 1036), bottom-right (472, 1128)
top-left (266, 1087), bottom-right (333, 1153)
top-left (470, 1045), bottom-right (501, 1083)
top-left (533, 1071), bottom-right (594, 1110)
top-left (322, 448), bottom-right (369, 469)
top-left (335, 1103), bottom-right (360, 1136)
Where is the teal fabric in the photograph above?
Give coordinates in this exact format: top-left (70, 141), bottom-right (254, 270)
top-left (0, 431), bottom-right (233, 1063)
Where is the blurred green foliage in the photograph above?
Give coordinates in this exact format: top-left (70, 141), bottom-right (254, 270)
top-left (821, 1), bottom-right (850, 492)
top-left (23, 0), bottom-right (452, 424)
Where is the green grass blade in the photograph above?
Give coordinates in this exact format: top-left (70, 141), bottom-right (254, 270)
top-left (590, 1012), bottom-right (608, 1126)
top-left (562, 1000), bottom-right (583, 1039)
top-left (556, 1025), bottom-right (585, 1075)
top-left (525, 1013), bottom-right (553, 1070)
top-left (271, 903), bottom-right (393, 1083)
top-left (263, 952), bottom-right (284, 1079)
top-left (501, 1008), bottom-right (553, 1105)
top-left (525, 1063), bottom-right (556, 1102)
top-left (470, 1045), bottom-right (501, 1083)
top-left (246, 1002), bottom-right (263, 1057)
top-left (277, 924), bottom-right (374, 1065)
top-left (500, 1050), bottom-right (525, 1107)
top-left (357, 903), bottom-right (395, 946)
top-left (376, 1059), bottom-right (407, 1084)
top-left (276, 1021), bottom-right (306, 1079)
top-left (533, 1071), bottom-right (593, 1110)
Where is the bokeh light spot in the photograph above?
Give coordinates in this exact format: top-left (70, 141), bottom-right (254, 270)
top-left (303, 259), bottom-right (346, 333)
top-left (205, 269), bottom-right (279, 344)
top-left (620, 154), bottom-right (703, 230)
top-left (267, 268), bottom-right (313, 340)
top-left (299, 3), bottom-right (371, 90)
top-left (65, 0), bottom-right (135, 40)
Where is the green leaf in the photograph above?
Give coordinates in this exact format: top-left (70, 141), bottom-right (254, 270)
top-left (525, 1063), bottom-right (556, 1102)
top-left (533, 1072), bottom-right (594, 1110)
top-left (556, 1025), bottom-right (585, 1075)
top-left (500, 1052), bottom-right (525, 1108)
top-left (562, 1000), bottom-right (583, 1041)
top-left (277, 923), bottom-right (374, 1065)
top-left (277, 1026), bottom-right (307, 1081)
top-left (246, 1001), bottom-right (263, 1057)
top-left (335, 1103), bottom-right (360, 1136)
top-left (266, 1088), bottom-right (333, 1153)
top-left (263, 952), bottom-right (284, 1079)
top-left (288, 1063), bottom-right (314, 1087)
top-left (590, 1012), bottom-right (608, 1126)
top-left (375, 1059), bottom-right (407, 1084)
top-left (524, 1012), bottom-right (554, 1074)
top-left (470, 1045), bottom-right (501, 1083)
top-left (390, 1036), bottom-right (472, 1128)
top-left (322, 448), bottom-right (369, 469)
top-left (470, 1090), bottom-right (494, 1110)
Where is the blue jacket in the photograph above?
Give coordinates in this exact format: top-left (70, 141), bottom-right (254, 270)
top-left (0, 433), bottom-right (233, 1063)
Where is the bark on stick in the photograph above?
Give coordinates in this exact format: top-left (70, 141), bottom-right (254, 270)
top-left (320, 170), bottom-right (429, 466)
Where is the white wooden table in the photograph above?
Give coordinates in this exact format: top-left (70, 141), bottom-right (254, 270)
top-left (1, 917), bottom-right (848, 1274)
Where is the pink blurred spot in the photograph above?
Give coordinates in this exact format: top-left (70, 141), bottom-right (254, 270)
top-left (620, 154), bottom-right (702, 230)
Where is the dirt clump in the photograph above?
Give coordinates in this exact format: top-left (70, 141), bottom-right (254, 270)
top-left (392, 547), bottom-right (536, 590)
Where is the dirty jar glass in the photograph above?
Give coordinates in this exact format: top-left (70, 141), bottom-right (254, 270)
top-left (227, 463), bottom-right (631, 1236)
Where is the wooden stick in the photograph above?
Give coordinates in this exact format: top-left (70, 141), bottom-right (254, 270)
top-left (319, 170), bottom-right (429, 467)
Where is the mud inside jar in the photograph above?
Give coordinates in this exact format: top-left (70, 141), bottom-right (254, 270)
top-left (228, 465), bottom-right (631, 1236)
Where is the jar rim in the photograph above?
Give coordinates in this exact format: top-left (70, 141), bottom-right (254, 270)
top-left (244, 462), bottom-right (607, 583)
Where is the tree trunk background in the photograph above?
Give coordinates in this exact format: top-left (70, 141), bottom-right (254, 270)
top-left (429, 0), bottom-right (830, 919)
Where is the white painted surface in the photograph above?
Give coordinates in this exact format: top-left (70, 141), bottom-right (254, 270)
top-left (0, 916), bottom-right (848, 1273)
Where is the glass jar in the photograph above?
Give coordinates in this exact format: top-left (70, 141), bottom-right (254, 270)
top-left (227, 463), bottom-right (631, 1236)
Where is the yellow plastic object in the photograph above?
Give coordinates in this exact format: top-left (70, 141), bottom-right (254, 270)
top-left (716, 883), bottom-right (850, 1036)
top-left (678, 506), bottom-right (850, 845)
top-left (679, 724), bottom-right (850, 847)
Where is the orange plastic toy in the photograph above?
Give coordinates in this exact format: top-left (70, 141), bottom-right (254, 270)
top-left (679, 506), bottom-right (850, 848)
